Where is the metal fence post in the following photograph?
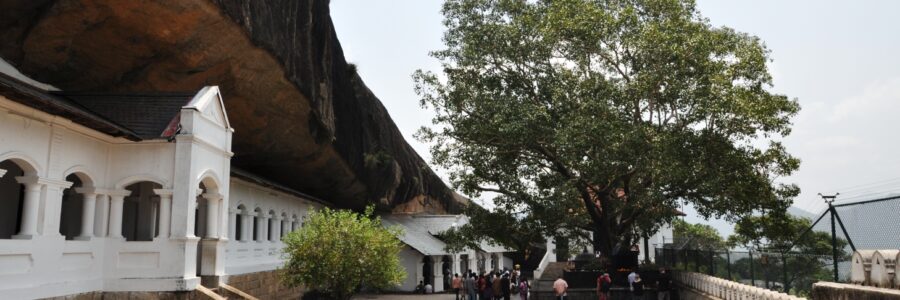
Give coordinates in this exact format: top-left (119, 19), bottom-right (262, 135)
top-left (726, 250), bottom-right (732, 280)
top-left (692, 250), bottom-right (700, 273)
top-left (673, 249), bottom-right (678, 269)
top-left (782, 252), bottom-right (790, 293)
top-left (749, 250), bottom-right (756, 287)
top-left (830, 204), bottom-right (839, 282)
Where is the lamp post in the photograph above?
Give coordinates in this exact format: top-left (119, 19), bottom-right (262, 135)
top-left (819, 193), bottom-right (839, 282)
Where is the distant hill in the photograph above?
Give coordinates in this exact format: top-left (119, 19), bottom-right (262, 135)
top-left (787, 206), bottom-right (818, 220)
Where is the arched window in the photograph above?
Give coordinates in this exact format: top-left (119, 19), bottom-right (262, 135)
top-left (122, 181), bottom-right (162, 241)
top-left (267, 210), bottom-right (276, 242)
top-left (280, 212), bottom-right (289, 237)
top-left (292, 214), bottom-right (299, 232)
top-left (235, 205), bottom-right (246, 241)
top-left (252, 207), bottom-right (262, 241)
top-left (0, 160), bottom-right (26, 239)
top-left (59, 174), bottom-right (85, 240)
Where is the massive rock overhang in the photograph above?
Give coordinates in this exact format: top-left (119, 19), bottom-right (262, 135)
top-left (0, 0), bottom-right (465, 214)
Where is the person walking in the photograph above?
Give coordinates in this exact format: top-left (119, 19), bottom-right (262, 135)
top-left (632, 274), bottom-right (645, 300)
top-left (597, 272), bottom-right (612, 300)
top-left (482, 274), bottom-right (493, 300)
top-left (453, 273), bottom-right (463, 300)
top-left (518, 277), bottom-right (529, 300)
top-left (656, 268), bottom-right (672, 300)
top-left (553, 276), bottom-right (568, 300)
top-left (467, 273), bottom-right (478, 300)
top-left (500, 273), bottom-right (511, 300)
top-left (492, 273), bottom-right (502, 300)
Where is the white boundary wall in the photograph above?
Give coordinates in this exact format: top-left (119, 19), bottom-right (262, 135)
top-left (675, 271), bottom-right (806, 300)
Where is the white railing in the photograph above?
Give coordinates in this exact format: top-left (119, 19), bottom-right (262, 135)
top-left (674, 271), bottom-right (806, 300)
top-left (532, 249), bottom-right (554, 280)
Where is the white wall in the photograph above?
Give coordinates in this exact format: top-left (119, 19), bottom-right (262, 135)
top-left (0, 88), bottom-right (237, 298)
top-left (224, 178), bottom-right (323, 275)
top-left (396, 245), bottom-right (424, 292)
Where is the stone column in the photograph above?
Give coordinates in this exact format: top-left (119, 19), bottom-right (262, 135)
top-left (486, 253), bottom-right (494, 273)
top-left (496, 253), bottom-right (504, 271)
top-left (107, 190), bottom-right (131, 239)
top-left (432, 255), bottom-right (445, 292)
top-left (452, 254), bottom-right (461, 275)
top-left (228, 209), bottom-right (237, 240)
top-left (256, 213), bottom-right (266, 242)
top-left (14, 176), bottom-right (43, 239)
top-left (202, 192), bottom-right (222, 239)
top-left (271, 215), bottom-right (281, 242)
top-left (468, 252), bottom-right (478, 275)
top-left (75, 188), bottom-right (97, 240)
top-left (94, 194), bottom-right (110, 237)
top-left (154, 189), bottom-right (173, 239)
top-left (241, 213), bottom-right (251, 241)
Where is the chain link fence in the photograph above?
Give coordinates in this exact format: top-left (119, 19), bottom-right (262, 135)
top-left (655, 248), bottom-right (834, 296)
top-left (655, 195), bottom-right (900, 296)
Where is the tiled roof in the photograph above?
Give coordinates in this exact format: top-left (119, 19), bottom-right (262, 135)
top-left (57, 92), bottom-right (194, 139)
top-left (0, 72), bottom-right (141, 140)
top-left (383, 214), bottom-right (513, 254)
top-left (382, 215), bottom-right (449, 256)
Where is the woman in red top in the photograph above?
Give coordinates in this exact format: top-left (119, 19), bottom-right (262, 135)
top-left (596, 273), bottom-right (612, 300)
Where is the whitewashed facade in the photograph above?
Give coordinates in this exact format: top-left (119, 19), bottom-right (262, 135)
top-left (0, 79), bottom-right (330, 299)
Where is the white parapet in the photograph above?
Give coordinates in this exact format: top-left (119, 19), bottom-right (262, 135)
top-left (674, 271), bottom-right (805, 300)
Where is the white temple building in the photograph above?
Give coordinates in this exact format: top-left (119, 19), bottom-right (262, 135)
top-left (0, 69), bottom-right (507, 299)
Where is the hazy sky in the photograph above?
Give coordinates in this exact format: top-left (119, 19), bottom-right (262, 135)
top-left (331, 0), bottom-right (900, 237)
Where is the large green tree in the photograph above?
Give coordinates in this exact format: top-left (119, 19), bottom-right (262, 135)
top-left (415, 0), bottom-right (800, 256)
top-left (280, 207), bottom-right (405, 300)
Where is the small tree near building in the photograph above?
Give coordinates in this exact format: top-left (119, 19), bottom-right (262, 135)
top-left (280, 206), bottom-right (406, 300)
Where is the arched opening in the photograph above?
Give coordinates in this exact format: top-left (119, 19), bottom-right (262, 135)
top-left (194, 182), bottom-right (210, 238)
top-left (292, 214), bottom-right (299, 231)
top-left (252, 207), bottom-right (261, 241)
top-left (59, 174), bottom-right (85, 240)
top-left (423, 256), bottom-right (434, 288)
top-left (122, 181), bottom-right (162, 241)
top-left (280, 212), bottom-right (288, 237)
top-left (0, 160), bottom-right (26, 239)
top-left (442, 256), bottom-right (451, 289)
top-left (235, 205), bottom-right (246, 241)
top-left (267, 210), bottom-right (275, 242)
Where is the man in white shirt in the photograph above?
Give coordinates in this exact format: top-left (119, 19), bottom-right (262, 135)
top-left (627, 271), bottom-right (638, 291)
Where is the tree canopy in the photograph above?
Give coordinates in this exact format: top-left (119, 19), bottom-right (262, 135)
top-left (416, 0), bottom-right (800, 255)
top-left (280, 206), bottom-right (405, 300)
top-left (673, 219), bottom-right (725, 250)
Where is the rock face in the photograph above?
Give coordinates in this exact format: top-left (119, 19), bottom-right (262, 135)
top-left (0, 0), bottom-right (462, 213)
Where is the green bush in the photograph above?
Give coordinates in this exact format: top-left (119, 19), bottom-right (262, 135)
top-left (280, 206), bottom-right (406, 300)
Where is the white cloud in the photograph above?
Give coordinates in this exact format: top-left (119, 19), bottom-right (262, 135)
top-left (829, 77), bottom-right (900, 122)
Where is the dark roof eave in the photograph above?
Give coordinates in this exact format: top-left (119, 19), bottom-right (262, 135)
top-left (0, 73), bottom-right (143, 141)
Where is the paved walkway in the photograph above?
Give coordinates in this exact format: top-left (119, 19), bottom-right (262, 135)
top-left (352, 293), bottom-right (457, 299)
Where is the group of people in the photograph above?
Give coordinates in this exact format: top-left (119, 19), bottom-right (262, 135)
top-left (551, 268), bottom-right (672, 300)
top-left (451, 270), bottom-right (530, 300)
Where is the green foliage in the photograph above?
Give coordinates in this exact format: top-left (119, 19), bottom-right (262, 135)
top-left (363, 150), bottom-right (394, 170)
top-left (280, 206), bottom-right (406, 300)
top-left (727, 213), bottom-right (848, 294)
top-left (673, 219), bottom-right (725, 250)
top-left (415, 0), bottom-right (800, 255)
